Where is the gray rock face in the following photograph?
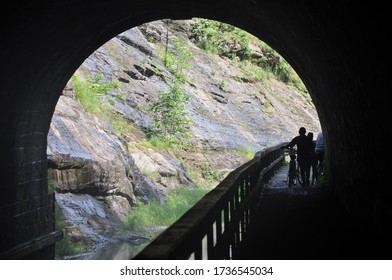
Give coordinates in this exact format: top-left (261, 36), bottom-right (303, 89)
top-left (48, 94), bottom-right (137, 215)
top-left (132, 152), bottom-right (197, 194)
top-left (48, 88), bottom-right (183, 249)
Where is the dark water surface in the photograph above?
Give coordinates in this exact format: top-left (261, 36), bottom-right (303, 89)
top-left (63, 241), bottom-right (149, 260)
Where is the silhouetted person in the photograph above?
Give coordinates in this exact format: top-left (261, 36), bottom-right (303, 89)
top-left (307, 132), bottom-right (317, 185)
top-left (286, 127), bottom-right (312, 186)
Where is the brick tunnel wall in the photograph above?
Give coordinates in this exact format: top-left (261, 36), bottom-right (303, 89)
top-left (0, 102), bottom-right (60, 258)
top-left (0, 1), bottom-right (389, 258)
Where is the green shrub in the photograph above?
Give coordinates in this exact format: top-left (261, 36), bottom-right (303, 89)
top-left (125, 186), bottom-right (209, 230)
top-left (114, 92), bottom-right (126, 101)
top-left (71, 72), bottom-right (120, 113)
top-left (234, 146), bottom-right (255, 159)
top-left (161, 36), bottom-right (193, 83)
top-left (55, 234), bottom-right (87, 257)
top-left (192, 18), bottom-right (251, 60)
top-left (149, 36), bottom-right (193, 144)
top-left (191, 18), bottom-right (309, 95)
top-left (72, 75), bottom-right (101, 113)
top-left (148, 82), bottom-right (191, 142)
top-left (201, 163), bottom-right (223, 182)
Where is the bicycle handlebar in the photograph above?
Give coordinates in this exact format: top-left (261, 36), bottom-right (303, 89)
top-left (284, 147), bottom-right (297, 152)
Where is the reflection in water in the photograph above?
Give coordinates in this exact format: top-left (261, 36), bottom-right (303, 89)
top-left (64, 241), bottom-right (149, 260)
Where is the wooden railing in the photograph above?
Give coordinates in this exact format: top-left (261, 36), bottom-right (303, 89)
top-left (133, 143), bottom-right (287, 260)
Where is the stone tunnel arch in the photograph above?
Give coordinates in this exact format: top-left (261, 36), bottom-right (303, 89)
top-left (0, 1), bottom-right (388, 258)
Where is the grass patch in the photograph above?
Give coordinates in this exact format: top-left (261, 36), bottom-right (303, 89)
top-left (71, 72), bottom-right (120, 114)
top-left (201, 162), bottom-right (223, 182)
top-left (232, 146), bottom-right (255, 159)
top-left (54, 202), bottom-right (87, 257)
top-left (109, 112), bottom-right (133, 137)
top-left (72, 75), bottom-right (101, 113)
top-left (140, 135), bottom-right (173, 151)
top-left (125, 186), bottom-right (209, 230)
top-left (55, 233), bottom-right (87, 257)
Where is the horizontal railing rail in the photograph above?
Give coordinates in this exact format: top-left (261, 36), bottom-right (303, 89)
top-left (133, 142), bottom-right (287, 260)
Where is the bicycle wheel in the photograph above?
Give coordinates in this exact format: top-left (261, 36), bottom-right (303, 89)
top-left (287, 174), bottom-right (292, 187)
top-left (287, 162), bottom-right (296, 187)
top-left (297, 166), bottom-right (304, 186)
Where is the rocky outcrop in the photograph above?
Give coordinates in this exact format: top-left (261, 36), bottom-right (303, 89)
top-left (47, 85), bottom-right (159, 218)
top-left (132, 152), bottom-right (197, 195)
top-left (48, 83), bottom-right (194, 251)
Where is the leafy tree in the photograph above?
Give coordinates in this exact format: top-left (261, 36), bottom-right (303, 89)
top-left (162, 36), bottom-right (193, 83)
top-left (148, 81), bottom-right (191, 142)
top-left (148, 35), bottom-right (193, 144)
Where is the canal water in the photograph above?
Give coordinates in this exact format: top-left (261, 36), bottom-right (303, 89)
top-left (62, 240), bottom-right (149, 260)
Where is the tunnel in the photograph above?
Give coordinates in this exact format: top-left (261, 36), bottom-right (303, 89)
top-left (0, 1), bottom-right (389, 259)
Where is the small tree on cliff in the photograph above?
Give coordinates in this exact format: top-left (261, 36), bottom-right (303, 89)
top-left (148, 34), bottom-right (193, 145)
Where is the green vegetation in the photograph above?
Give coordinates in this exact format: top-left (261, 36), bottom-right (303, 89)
top-left (201, 162), bottom-right (223, 182)
top-left (192, 18), bottom-right (251, 60)
top-left (148, 36), bottom-right (193, 145)
top-left (109, 112), bottom-right (133, 137)
top-left (191, 18), bottom-right (308, 95)
top-left (72, 72), bottom-right (134, 137)
top-left (125, 186), bottom-right (209, 230)
top-left (217, 80), bottom-right (226, 90)
top-left (114, 92), bottom-right (127, 101)
top-left (182, 162), bottom-right (209, 189)
top-left (72, 72), bottom-right (120, 113)
top-left (262, 100), bottom-right (272, 111)
top-left (72, 75), bottom-right (101, 113)
top-left (56, 237), bottom-right (86, 257)
top-left (140, 134), bottom-right (182, 153)
top-left (240, 61), bottom-right (270, 83)
top-left (232, 146), bottom-right (255, 159)
top-left (161, 36), bottom-right (193, 83)
top-left (148, 82), bottom-right (191, 142)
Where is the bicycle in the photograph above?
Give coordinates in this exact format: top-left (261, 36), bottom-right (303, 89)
top-left (286, 148), bottom-right (296, 187)
top-left (285, 147), bottom-right (305, 188)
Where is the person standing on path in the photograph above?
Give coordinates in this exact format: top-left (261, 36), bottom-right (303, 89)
top-left (285, 127), bottom-right (312, 186)
top-left (315, 131), bottom-right (325, 167)
top-left (307, 132), bottom-right (317, 186)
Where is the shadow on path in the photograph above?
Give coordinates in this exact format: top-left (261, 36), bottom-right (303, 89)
top-left (239, 165), bottom-right (375, 260)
